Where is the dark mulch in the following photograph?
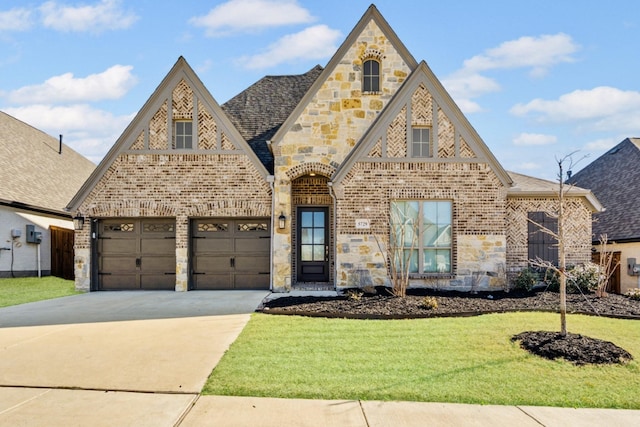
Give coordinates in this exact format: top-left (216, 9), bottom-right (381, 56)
top-left (261, 287), bottom-right (639, 365)
top-left (512, 331), bottom-right (634, 365)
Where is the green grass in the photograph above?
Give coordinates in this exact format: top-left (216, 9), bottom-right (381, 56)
top-left (203, 312), bottom-right (640, 408)
top-left (0, 276), bottom-right (80, 308)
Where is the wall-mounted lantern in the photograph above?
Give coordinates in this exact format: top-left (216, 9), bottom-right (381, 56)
top-left (278, 212), bottom-right (286, 229)
top-left (73, 214), bottom-right (85, 231)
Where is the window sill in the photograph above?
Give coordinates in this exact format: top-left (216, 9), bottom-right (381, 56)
top-left (362, 91), bottom-right (382, 96)
top-left (409, 273), bottom-right (455, 280)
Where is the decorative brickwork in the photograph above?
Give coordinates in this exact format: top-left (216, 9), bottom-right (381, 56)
top-left (411, 83), bottom-right (432, 127)
top-left (130, 130), bottom-right (145, 150)
top-left (197, 99), bottom-right (217, 150)
top-left (437, 108), bottom-right (455, 158)
top-left (460, 136), bottom-right (475, 158)
top-left (285, 162), bottom-right (336, 180)
top-left (386, 107), bottom-right (407, 157)
top-left (368, 138), bottom-right (382, 158)
top-left (172, 79), bottom-right (193, 120)
top-left (221, 131), bottom-right (236, 150)
top-left (506, 197), bottom-right (592, 274)
top-left (149, 101), bottom-right (168, 150)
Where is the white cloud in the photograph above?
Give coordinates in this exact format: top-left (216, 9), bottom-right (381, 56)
top-left (4, 104), bottom-right (134, 162)
top-left (463, 34), bottom-right (578, 77)
top-left (443, 33), bottom-right (579, 113)
top-left (39, 0), bottom-right (138, 33)
top-left (0, 8), bottom-right (33, 31)
top-left (513, 133), bottom-right (557, 146)
top-left (190, 0), bottom-right (314, 37)
top-left (6, 65), bottom-right (137, 104)
top-left (238, 24), bottom-right (341, 69)
top-left (510, 86), bottom-right (640, 134)
top-left (583, 138), bottom-right (618, 151)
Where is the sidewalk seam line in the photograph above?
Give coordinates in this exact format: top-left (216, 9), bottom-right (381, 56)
top-left (516, 405), bottom-right (546, 426)
top-left (0, 388), bottom-right (52, 416)
top-left (358, 400), bottom-right (371, 427)
top-left (174, 393), bottom-right (200, 427)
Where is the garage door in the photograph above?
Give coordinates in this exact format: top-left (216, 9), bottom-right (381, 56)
top-left (97, 219), bottom-right (176, 290)
top-left (191, 218), bottom-right (270, 290)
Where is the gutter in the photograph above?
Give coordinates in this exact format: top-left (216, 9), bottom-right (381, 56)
top-left (267, 175), bottom-right (275, 291)
top-left (0, 199), bottom-right (71, 219)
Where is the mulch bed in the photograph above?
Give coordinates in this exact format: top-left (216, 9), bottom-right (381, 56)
top-left (260, 288), bottom-right (639, 365)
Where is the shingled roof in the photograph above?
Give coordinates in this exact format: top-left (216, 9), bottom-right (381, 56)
top-left (222, 65), bottom-right (324, 173)
top-left (0, 111), bottom-right (95, 216)
top-left (568, 138), bottom-right (640, 243)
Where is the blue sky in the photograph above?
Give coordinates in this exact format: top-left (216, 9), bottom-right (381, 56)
top-left (1, 0), bottom-right (639, 180)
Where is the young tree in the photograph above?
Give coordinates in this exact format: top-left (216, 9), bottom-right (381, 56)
top-left (529, 153), bottom-right (586, 337)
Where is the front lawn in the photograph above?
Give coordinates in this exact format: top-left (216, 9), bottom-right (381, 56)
top-left (203, 312), bottom-right (640, 408)
top-left (0, 276), bottom-right (80, 308)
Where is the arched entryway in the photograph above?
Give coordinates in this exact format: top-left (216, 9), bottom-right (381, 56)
top-left (291, 174), bottom-right (334, 290)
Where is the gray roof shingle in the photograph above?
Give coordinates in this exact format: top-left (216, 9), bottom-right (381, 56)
top-left (568, 138), bottom-right (640, 242)
top-left (0, 111), bottom-right (95, 214)
top-left (221, 65), bottom-right (324, 173)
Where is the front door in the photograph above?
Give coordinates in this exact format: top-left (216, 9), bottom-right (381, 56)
top-left (297, 207), bottom-right (329, 282)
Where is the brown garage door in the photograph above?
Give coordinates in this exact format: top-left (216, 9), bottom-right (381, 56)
top-left (98, 219), bottom-right (176, 290)
top-left (191, 218), bottom-right (270, 290)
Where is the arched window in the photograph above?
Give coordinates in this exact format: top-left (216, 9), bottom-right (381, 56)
top-left (363, 59), bottom-right (380, 92)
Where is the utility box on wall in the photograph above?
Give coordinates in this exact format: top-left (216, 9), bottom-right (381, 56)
top-left (628, 258), bottom-right (639, 276)
top-left (26, 225), bottom-right (42, 244)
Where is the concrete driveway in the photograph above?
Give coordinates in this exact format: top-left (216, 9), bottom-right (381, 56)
top-left (0, 291), bottom-right (268, 426)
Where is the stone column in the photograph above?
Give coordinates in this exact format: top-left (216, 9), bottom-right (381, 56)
top-left (175, 215), bottom-right (189, 291)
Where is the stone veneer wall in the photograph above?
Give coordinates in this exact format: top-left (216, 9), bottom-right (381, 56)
top-left (334, 162), bottom-right (508, 291)
top-left (505, 196), bottom-right (593, 277)
top-left (74, 153), bottom-right (271, 291)
top-left (271, 19), bottom-right (413, 291)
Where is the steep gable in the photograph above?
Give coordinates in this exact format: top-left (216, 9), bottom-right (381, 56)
top-left (269, 5), bottom-right (418, 176)
top-left (333, 61), bottom-right (512, 186)
top-left (68, 57), bottom-right (269, 211)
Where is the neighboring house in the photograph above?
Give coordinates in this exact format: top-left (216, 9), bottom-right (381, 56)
top-left (568, 138), bottom-right (640, 294)
top-left (67, 5), bottom-right (601, 293)
top-left (0, 111), bottom-right (95, 279)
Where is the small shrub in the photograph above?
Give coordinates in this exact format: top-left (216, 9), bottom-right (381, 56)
top-left (626, 289), bottom-right (640, 301)
top-left (512, 269), bottom-right (539, 292)
top-left (419, 296), bottom-right (438, 310)
top-left (566, 262), bottom-right (600, 293)
top-left (345, 289), bottom-right (363, 301)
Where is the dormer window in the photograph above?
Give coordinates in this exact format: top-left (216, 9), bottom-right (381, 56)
top-left (175, 121), bottom-right (193, 149)
top-left (363, 59), bottom-right (380, 93)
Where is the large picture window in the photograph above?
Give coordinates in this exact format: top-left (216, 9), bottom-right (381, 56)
top-left (528, 212), bottom-right (558, 265)
top-left (391, 201), bottom-right (452, 274)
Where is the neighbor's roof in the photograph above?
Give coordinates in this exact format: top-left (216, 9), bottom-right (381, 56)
top-left (568, 138), bottom-right (640, 242)
top-left (0, 111), bottom-right (95, 215)
top-left (507, 171), bottom-right (603, 213)
top-left (222, 65), bottom-right (324, 173)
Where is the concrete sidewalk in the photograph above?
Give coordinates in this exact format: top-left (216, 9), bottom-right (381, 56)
top-left (3, 390), bottom-right (640, 426)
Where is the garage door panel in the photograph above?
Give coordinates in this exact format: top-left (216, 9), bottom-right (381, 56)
top-left (235, 238), bottom-right (270, 253)
top-left (191, 218), bottom-right (270, 290)
top-left (141, 238), bottom-right (175, 254)
top-left (101, 256), bottom-right (137, 271)
top-left (98, 218), bottom-right (176, 290)
top-left (100, 274), bottom-right (137, 290)
top-left (101, 239), bottom-right (137, 253)
top-left (235, 255), bottom-right (269, 272)
top-left (194, 238), bottom-right (233, 253)
top-left (140, 274), bottom-right (175, 290)
top-left (193, 274), bottom-right (233, 290)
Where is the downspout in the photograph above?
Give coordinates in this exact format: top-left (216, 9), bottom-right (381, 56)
top-left (267, 174), bottom-right (275, 291)
top-left (327, 181), bottom-right (337, 290)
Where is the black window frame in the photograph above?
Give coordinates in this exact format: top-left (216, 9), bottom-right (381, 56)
top-left (363, 59), bottom-right (380, 93)
top-left (527, 211), bottom-right (558, 265)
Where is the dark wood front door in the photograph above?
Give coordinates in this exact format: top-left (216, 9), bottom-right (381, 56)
top-left (297, 207), bottom-right (329, 282)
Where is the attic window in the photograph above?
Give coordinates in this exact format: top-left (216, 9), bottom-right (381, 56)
top-left (411, 127), bottom-right (431, 157)
top-left (363, 59), bottom-right (380, 93)
top-left (174, 120), bottom-right (193, 149)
